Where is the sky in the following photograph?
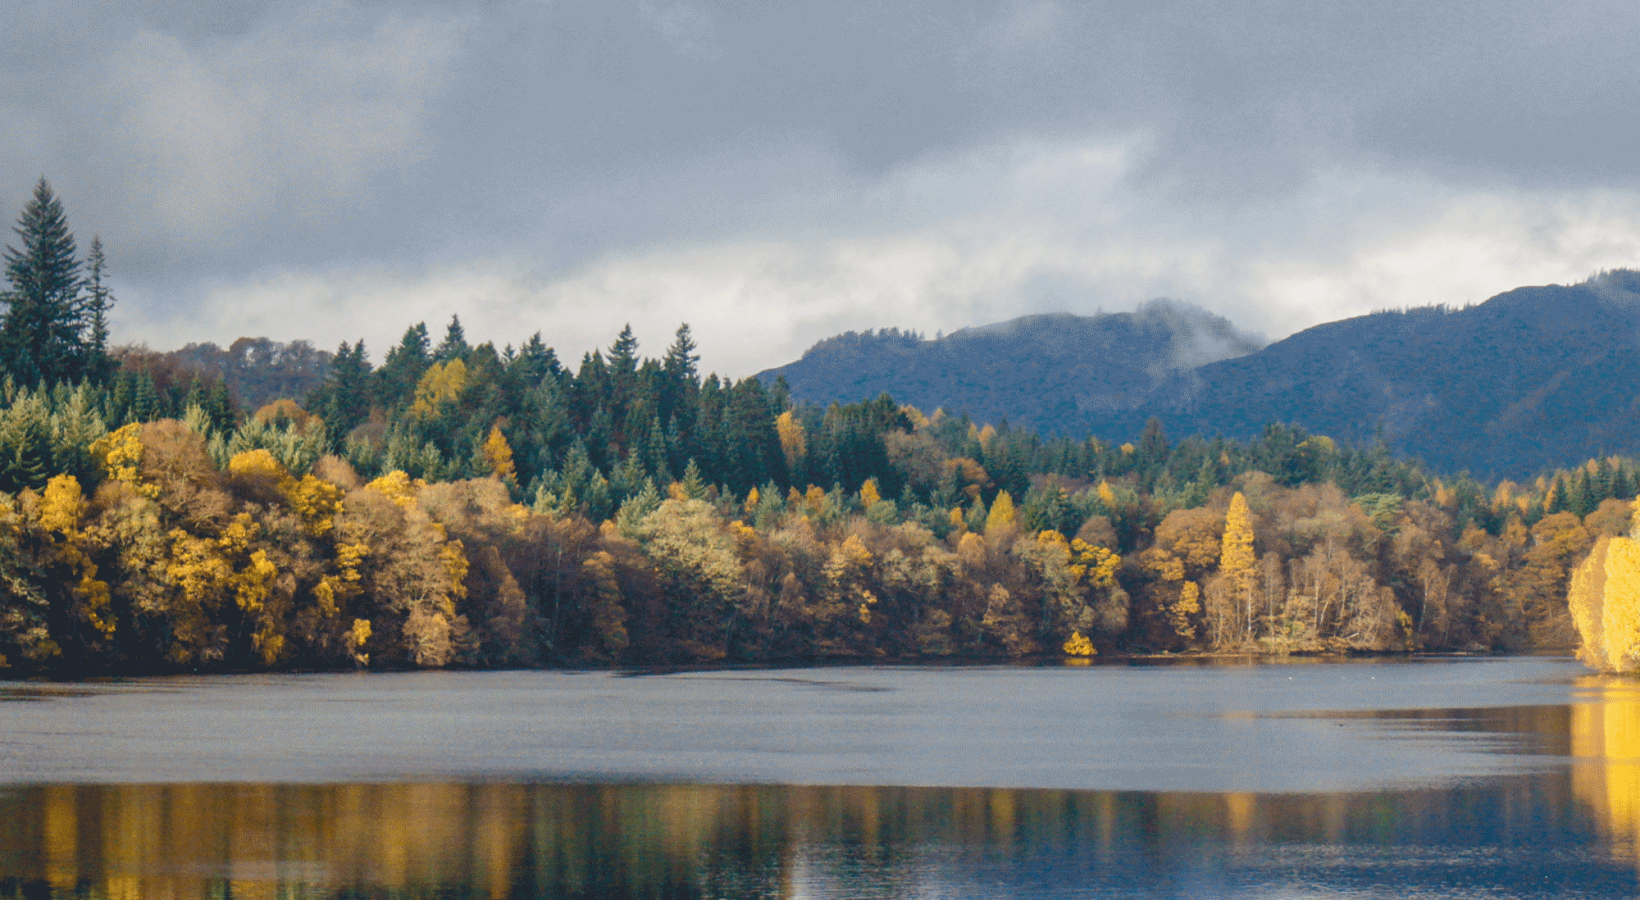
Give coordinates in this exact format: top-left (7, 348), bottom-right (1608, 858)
top-left (5, 0), bottom-right (1640, 378)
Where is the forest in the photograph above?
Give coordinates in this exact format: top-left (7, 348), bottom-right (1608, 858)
top-left (0, 179), bottom-right (1634, 675)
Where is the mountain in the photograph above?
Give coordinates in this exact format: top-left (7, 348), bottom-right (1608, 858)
top-left (757, 299), bottom-right (1267, 435)
top-left (1108, 272), bottom-right (1640, 478)
top-left (762, 272), bottom-right (1640, 479)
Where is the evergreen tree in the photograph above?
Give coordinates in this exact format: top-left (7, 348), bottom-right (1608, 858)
top-left (2, 179), bottom-right (87, 386)
top-left (378, 323), bottom-right (431, 407)
top-left (204, 376), bottom-right (236, 433)
top-left (312, 340), bottom-right (373, 438)
top-left (606, 324), bottom-right (640, 441)
top-left (82, 235), bottom-right (114, 382)
top-left (434, 315), bottom-right (469, 362)
top-left (660, 323), bottom-right (700, 429)
top-left (511, 333), bottom-right (562, 386)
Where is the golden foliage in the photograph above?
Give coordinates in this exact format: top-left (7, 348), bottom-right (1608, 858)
top-left (1172, 581), bottom-right (1201, 641)
top-left (1220, 492), bottom-right (1256, 579)
top-left (282, 475), bottom-right (346, 538)
top-left (91, 423), bottom-right (152, 497)
top-left (348, 618), bottom-right (372, 665)
top-left (985, 491), bottom-right (1017, 535)
top-left (366, 470), bottom-right (426, 509)
top-left (412, 359), bottom-right (469, 416)
top-left (39, 475), bottom-right (84, 536)
top-left (1063, 631), bottom-right (1095, 656)
top-left (775, 411), bottom-right (806, 470)
top-left (482, 425), bottom-right (516, 479)
top-left (1569, 535), bottom-right (1640, 673)
top-left (859, 478), bottom-right (881, 509)
top-left (229, 448), bottom-right (287, 480)
top-left (1073, 539), bottom-right (1119, 588)
top-left (834, 533), bottom-right (873, 570)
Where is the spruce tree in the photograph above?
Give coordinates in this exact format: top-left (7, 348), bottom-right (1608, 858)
top-left (378, 322), bottom-right (431, 407)
top-left (83, 235), bottom-right (114, 381)
top-left (2, 179), bottom-right (87, 386)
top-left (313, 340), bottom-right (373, 437)
top-left (434, 315), bottom-right (469, 362)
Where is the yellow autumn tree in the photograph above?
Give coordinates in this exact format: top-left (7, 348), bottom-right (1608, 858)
top-left (1172, 581), bottom-right (1201, 642)
top-left (859, 478), bottom-right (881, 509)
top-left (482, 425), bottom-right (516, 479)
top-left (366, 470), bottom-right (426, 509)
top-left (1063, 631), bottom-right (1095, 656)
top-left (35, 474), bottom-right (114, 641)
top-left (776, 411), bottom-right (806, 472)
top-left (985, 491), bottom-right (1018, 535)
top-left (1221, 492), bottom-right (1255, 576)
top-left (1569, 527), bottom-right (1640, 674)
top-left (1216, 491), bottom-right (1257, 646)
top-left (411, 359), bottom-right (468, 416)
top-left (91, 422), bottom-right (154, 497)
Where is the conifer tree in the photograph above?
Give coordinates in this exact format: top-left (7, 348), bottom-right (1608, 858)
top-left (2, 179), bottom-right (87, 386)
top-left (511, 333), bottom-right (562, 386)
top-left (985, 490), bottom-right (1018, 534)
top-left (1220, 492), bottom-right (1255, 577)
top-left (1219, 491), bottom-right (1257, 644)
top-left (680, 458), bottom-right (708, 501)
top-left (314, 340), bottom-right (373, 438)
top-left (433, 315), bottom-right (469, 362)
top-left (379, 323), bottom-right (431, 407)
top-left (82, 236), bottom-right (114, 382)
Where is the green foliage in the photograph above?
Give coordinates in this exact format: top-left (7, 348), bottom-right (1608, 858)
top-left (0, 289), bottom-right (1624, 674)
top-left (1, 179), bottom-right (111, 387)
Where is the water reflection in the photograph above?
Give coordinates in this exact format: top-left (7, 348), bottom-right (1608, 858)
top-left (1573, 675), bottom-right (1640, 862)
top-left (1, 776), bottom-right (1636, 899)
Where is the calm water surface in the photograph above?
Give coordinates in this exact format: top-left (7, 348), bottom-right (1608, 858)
top-left (0, 656), bottom-right (1635, 898)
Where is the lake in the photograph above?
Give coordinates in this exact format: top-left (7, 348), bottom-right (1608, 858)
top-left (0, 657), bottom-right (1635, 898)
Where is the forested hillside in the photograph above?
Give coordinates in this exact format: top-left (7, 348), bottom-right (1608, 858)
top-left (0, 180), bottom-right (1632, 675)
top-left (1113, 272), bottom-right (1640, 479)
top-left (758, 300), bottom-right (1265, 435)
top-left (118, 339), bottom-right (333, 411)
top-left (766, 274), bottom-right (1640, 479)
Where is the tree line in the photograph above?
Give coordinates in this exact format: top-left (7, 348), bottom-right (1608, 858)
top-left (0, 181), bottom-right (1631, 673)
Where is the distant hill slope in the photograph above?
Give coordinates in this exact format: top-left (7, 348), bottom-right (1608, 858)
top-left (1108, 271), bottom-right (1640, 478)
top-left (757, 300), bottom-right (1267, 435)
top-left (115, 338), bottom-right (332, 411)
top-left (762, 272), bottom-right (1640, 479)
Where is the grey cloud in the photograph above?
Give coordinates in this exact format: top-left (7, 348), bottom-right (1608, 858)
top-left (5, 0), bottom-right (1640, 371)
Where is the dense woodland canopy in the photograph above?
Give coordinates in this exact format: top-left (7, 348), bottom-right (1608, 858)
top-left (0, 182), bottom-right (1635, 675)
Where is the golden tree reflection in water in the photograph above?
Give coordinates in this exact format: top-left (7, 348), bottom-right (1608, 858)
top-left (1573, 675), bottom-right (1640, 862)
top-left (0, 770), bottom-right (1631, 900)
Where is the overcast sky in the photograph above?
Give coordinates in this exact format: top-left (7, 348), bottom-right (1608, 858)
top-left (5, 0), bottom-right (1640, 376)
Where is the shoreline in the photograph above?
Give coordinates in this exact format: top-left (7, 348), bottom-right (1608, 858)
top-left (1, 647), bottom-right (1582, 684)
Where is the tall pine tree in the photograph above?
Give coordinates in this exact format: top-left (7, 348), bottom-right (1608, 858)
top-left (433, 315), bottom-right (469, 362)
top-left (2, 179), bottom-right (89, 386)
top-left (83, 235), bottom-right (115, 382)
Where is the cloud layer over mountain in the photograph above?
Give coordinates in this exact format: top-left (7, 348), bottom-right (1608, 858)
top-left (6, 1), bottom-right (1640, 374)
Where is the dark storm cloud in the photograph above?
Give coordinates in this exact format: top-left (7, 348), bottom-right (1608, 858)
top-left (3, 0), bottom-right (1639, 373)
